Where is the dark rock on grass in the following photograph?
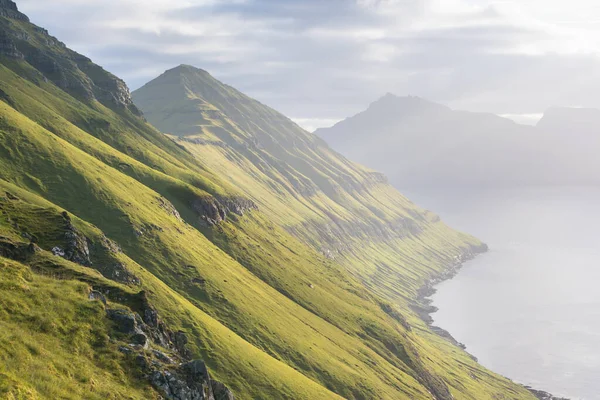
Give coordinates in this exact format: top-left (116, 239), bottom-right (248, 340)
top-left (61, 212), bottom-right (92, 267)
top-left (107, 309), bottom-right (139, 334)
top-left (212, 381), bottom-right (235, 400)
top-left (88, 290), bottom-right (107, 305)
top-left (105, 296), bottom-right (234, 399)
top-left (107, 261), bottom-right (141, 285)
top-left (0, 1), bottom-right (29, 22)
top-left (0, 237), bottom-right (40, 261)
top-left (191, 195), bottom-right (257, 227)
top-left (150, 360), bottom-right (235, 400)
top-left (526, 387), bottom-right (570, 400)
top-left (192, 196), bottom-right (227, 227)
top-left (131, 333), bottom-right (149, 348)
top-left (173, 331), bottom-right (191, 359)
top-left (152, 349), bottom-right (174, 364)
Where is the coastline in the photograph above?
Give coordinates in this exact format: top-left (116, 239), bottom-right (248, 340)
top-left (412, 244), bottom-right (486, 360)
top-left (413, 244), bottom-right (570, 400)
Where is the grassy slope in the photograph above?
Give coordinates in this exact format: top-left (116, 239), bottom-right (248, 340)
top-left (133, 66), bottom-right (536, 399)
top-left (0, 180), bottom-right (340, 400)
top-left (0, 11), bottom-right (536, 400)
top-left (0, 57), bottom-right (431, 399)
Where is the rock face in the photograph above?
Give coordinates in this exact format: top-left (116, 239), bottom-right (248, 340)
top-left (191, 195), bottom-right (257, 226)
top-left (0, 2), bottom-right (141, 114)
top-left (60, 212), bottom-right (92, 266)
top-left (0, 0), bottom-right (29, 21)
top-left (150, 360), bottom-right (234, 400)
top-left (51, 212), bottom-right (140, 285)
top-left (105, 293), bottom-right (234, 400)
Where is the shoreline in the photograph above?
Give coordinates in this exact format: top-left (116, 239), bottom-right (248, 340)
top-left (412, 245), bottom-right (484, 360)
top-left (414, 244), bottom-right (570, 400)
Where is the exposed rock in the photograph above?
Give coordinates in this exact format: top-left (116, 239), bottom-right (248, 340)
top-left (57, 211), bottom-right (92, 266)
top-left (217, 196), bottom-right (257, 217)
top-left (0, 237), bottom-right (39, 261)
top-left (0, 31), bottom-right (22, 58)
top-left (173, 331), bottom-right (191, 360)
top-left (88, 290), bottom-right (107, 305)
top-left (51, 246), bottom-right (65, 257)
top-left (0, 0), bottom-right (29, 22)
top-left (157, 196), bottom-right (183, 222)
top-left (106, 261), bottom-right (141, 285)
top-left (191, 195), bottom-right (256, 226)
top-left (152, 349), bottom-right (175, 364)
top-left (106, 309), bottom-right (139, 334)
top-left (211, 381), bottom-right (235, 400)
top-left (191, 196), bottom-right (226, 226)
top-left (99, 234), bottom-right (122, 253)
top-left (526, 387), bottom-right (570, 400)
top-left (118, 345), bottom-right (133, 355)
top-left (131, 333), bottom-right (149, 348)
top-left (106, 295), bottom-right (234, 400)
top-left (150, 360), bottom-right (221, 400)
top-left (88, 233), bottom-right (140, 285)
top-left (0, 5), bottom-right (141, 114)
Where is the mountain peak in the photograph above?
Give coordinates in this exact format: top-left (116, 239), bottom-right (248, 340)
top-left (365, 94), bottom-right (449, 119)
top-left (165, 64), bottom-right (211, 77)
top-left (0, 0), bottom-right (29, 21)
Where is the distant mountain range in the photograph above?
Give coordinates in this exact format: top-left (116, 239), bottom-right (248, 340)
top-left (316, 93), bottom-right (600, 188)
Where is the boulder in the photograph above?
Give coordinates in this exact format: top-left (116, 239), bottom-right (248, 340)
top-left (106, 309), bottom-right (138, 334)
top-left (131, 333), bottom-right (149, 348)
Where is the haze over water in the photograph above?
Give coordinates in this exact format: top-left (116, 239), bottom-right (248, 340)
top-left (406, 187), bottom-right (600, 400)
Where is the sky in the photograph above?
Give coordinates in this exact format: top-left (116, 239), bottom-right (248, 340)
top-left (16, 0), bottom-right (600, 131)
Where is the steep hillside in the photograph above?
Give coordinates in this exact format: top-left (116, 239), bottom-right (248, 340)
top-left (0, 1), bottom-right (537, 398)
top-left (133, 66), bottom-right (537, 399)
top-left (316, 93), bottom-right (599, 188)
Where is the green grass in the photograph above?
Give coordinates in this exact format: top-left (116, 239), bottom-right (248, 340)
top-left (0, 13), bottom-right (538, 400)
top-left (0, 256), bottom-right (157, 400)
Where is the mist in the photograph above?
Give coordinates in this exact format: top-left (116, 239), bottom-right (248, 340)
top-left (2, 1), bottom-right (599, 399)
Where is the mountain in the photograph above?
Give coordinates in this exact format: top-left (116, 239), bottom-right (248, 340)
top-left (316, 93), bottom-right (599, 188)
top-left (0, 2), bottom-right (538, 399)
top-left (132, 65), bottom-right (541, 398)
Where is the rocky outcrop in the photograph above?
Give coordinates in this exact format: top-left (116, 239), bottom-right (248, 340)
top-left (93, 233), bottom-right (141, 285)
top-left (0, 30), bottom-right (22, 58)
top-left (191, 195), bottom-right (256, 226)
top-left (0, 237), bottom-right (40, 261)
top-left (0, 2), bottom-right (141, 115)
top-left (0, 0), bottom-right (29, 22)
top-left (53, 212), bottom-right (140, 284)
top-left (59, 211), bottom-right (92, 266)
top-left (150, 360), bottom-right (234, 400)
top-left (217, 196), bottom-right (257, 217)
top-left (103, 292), bottom-right (234, 400)
top-left (157, 196), bottom-right (183, 222)
top-left (527, 387), bottom-right (570, 400)
top-left (192, 196), bottom-right (227, 226)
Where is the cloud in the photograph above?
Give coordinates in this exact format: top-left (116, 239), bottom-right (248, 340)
top-left (16, 0), bottom-right (600, 130)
